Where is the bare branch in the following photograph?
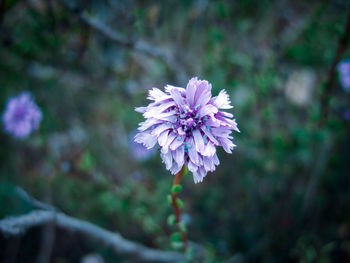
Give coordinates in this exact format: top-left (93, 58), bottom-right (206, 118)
top-left (13, 186), bottom-right (206, 261)
top-left (15, 186), bottom-right (56, 211)
top-left (0, 210), bottom-right (185, 263)
top-left (0, 211), bottom-right (55, 235)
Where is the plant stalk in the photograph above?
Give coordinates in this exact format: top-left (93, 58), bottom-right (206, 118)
top-left (171, 165), bottom-right (188, 249)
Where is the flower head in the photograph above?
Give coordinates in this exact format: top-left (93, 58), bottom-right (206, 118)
top-left (135, 77), bottom-right (239, 183)
top-left (129, 130), bottom-right (156, 161)
top-left (338, 59), bottom-right (350, 92)
top-left (2, 92), bottom-right (42, 139)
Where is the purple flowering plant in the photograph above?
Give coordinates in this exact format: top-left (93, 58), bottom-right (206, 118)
top-left (2, 92), bottom-right (42, 139)
top-left (135, 77), bottom-right (239, 183)
top-left (135, 77), bottom-right (239, 250)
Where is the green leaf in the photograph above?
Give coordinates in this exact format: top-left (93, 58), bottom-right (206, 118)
top-left (179, 221), bottom-right (187, 232)
top-left (176, 198), bottom-right (184, 209)
top-left (183, 165), bottom-right (188, 176)
top-left (170, 232), bottom-right (182, 242)
top-left (79, 151), bottom-right (95, 172)
top-left (167, 214), bottom-right (176, 226)
top-left (167, 194), bottom-right (172, 205)
top-left (171, 185), bottom-right (182, 194)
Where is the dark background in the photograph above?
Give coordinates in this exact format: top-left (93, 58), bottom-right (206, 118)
top-left (0, 0), bottom-right (350, 262)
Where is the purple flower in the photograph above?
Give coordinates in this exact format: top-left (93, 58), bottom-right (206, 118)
top-left (135, 77), bottom-right (239, 183)
top-left (343, 109), bottom-right (350, 121)
top-left (129, 130), bottom-right (156, 161)
top-left (337, 59), bottom-right (350, 92)
top-left (2, 92), bottom-right (42, 139)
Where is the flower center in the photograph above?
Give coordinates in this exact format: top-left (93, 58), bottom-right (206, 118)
top-left (14, 106), bottom-right (27, 121)
top-left (177, 107), bottom-right (202, 134)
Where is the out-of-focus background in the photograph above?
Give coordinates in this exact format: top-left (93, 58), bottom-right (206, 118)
top-left (0, 0), bottom-right (350, 262)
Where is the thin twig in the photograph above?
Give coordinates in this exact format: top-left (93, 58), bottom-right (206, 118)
top-left (302, 134), bottom-right (333, 213)
top-left (320, 11), bottom-right (350, 125)
top-left (57, 0), bottom-right (186, 83)
top-left (0, 210), bottom-right (185, 263)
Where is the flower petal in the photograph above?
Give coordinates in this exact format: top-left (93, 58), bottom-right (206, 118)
top-left (187, 138), bottom-right (199, 164)
top-left (201, 126), bottom-right (219, 145)
top-left (188, 161), bottom-right (198, 173)
top-left (203, 156), bottom-right (216, 172)
top-left (135, 106), bottom-right (147, 113)
top-left (211, 89), bottom-right (233, 109)
top-left (198, 104), bottom-right (218, 118)
top-left (134, 132), bottom-right (157, 149)
top-left (151, 123), bottom-right (172, 137)
top-left (169, 88), bottom-right (186, 110)
top-left (192, 129), bottom-right (205, 152)
top-left (194, 81), bottom-right (211, 107)
top-left (193, 172), bottom-right (201, 184)
top-left (147, 87), bottom-right (172, 102)
top-left (158, 130), bottom-right (170, 147)
top-left (162, 132), bottom-right (177, 153)
top-left (213, 153), bottom-right (220, 165)
top-left (138, 118), bottom-right (163, 132)
top-left (186, 77), bottom-right (198, 107)
top-left (170, 162), bottom-right (183, 175)
top-left (144, 101), bottom-right (175, 118)
top-left (172, 145), bottom-right (185, 166)
top-left (202, 142), bottom-right (216, 157)
top-left (161, 151), bottom-right (173, 170)
top-left (170, 135), bottom-right (185, 151)
top-left (218, 137), bottom-right (236, 153)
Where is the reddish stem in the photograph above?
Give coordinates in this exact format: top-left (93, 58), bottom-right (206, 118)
top-left (171, 165), bottom-right (188, 249)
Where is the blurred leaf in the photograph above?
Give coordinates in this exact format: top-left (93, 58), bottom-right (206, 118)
top-left (170, 232), bottom-right (182, 243)
top-left (176, 198), bottom-right (184, 209)
top-left (167, 214), bottom-right (176, 226)
top-left (171, 185), bottom-right (182, 194)
top-left (179, 221), bottom-right (187, 233)
top-left (79, 151), bottom-right (96, 172)
top-left (167, 194), bottom-right (172, 205)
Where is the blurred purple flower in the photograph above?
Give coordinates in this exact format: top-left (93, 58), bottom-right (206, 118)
top-left (337, 59), bottom-right (350, 92)
top-left (343, 109), bottom-right (350, 121)
top-left (2, 92), bottom-right (42, 139)
top-left (129, 130), bottom-right (156, 161)
top-left (135, 77), bottom-right (239, 183)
